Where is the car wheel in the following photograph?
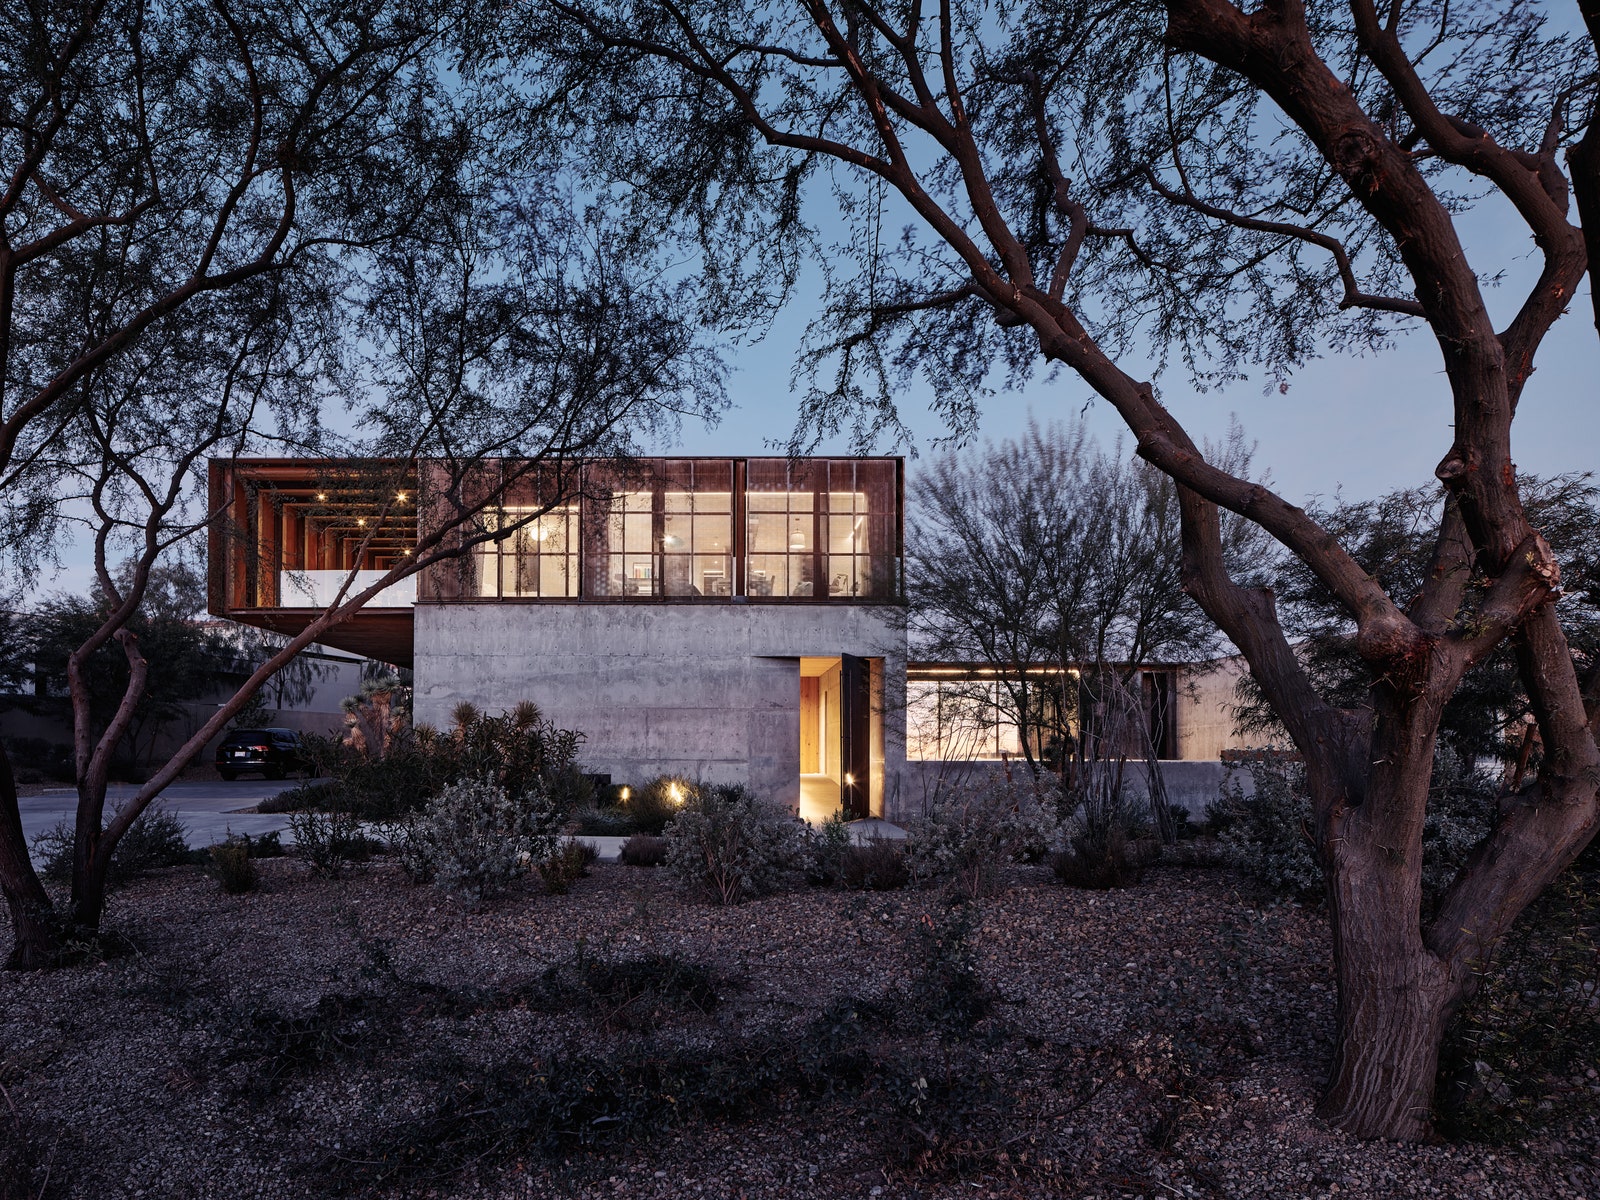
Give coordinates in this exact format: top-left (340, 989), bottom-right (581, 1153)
top-left (219, 769), bottom-right (237, 782)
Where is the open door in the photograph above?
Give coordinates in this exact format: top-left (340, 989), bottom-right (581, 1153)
top-left (840, 653), bottom-right (872, 819)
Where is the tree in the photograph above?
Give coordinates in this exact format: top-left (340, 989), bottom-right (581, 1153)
top-left (907, 417), bottom-right (1267, 780)
top-left (1236, 474), bottom-right (1600, 768)
top-left (25, 562), bottom-right (234, 770)
top-left (518, 0), bottom-right (1600, 1137)
top-left (0, 0), bottom-right (721, 964)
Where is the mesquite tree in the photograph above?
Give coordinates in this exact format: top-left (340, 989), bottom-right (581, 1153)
top-left (907, 417), bottom-right (1267, 779)
top-left (0, 0), bottom-right (720, 964)
top-left (514, 0), bottom-right (1600, 1137)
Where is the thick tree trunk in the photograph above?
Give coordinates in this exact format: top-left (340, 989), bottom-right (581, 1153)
top-left (68, 850), bottom-right (112, 937)
top-left (1320, 839), bottom-right (1457, 1138)
top-left (0, 745), bottom-right (59, 969)
top-left (1319, 944), bottom-right (1453, 1139)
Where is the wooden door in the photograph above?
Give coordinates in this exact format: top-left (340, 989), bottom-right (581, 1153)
top-left (840, 653), bottom-right (872, 819)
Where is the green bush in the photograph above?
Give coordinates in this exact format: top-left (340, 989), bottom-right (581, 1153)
top-left (298, 700), bottom-right (589, 821)
top-left (1207, 752), bottom-right (1495, 906)
top-left (1050, 828), bottom-right (1153, 890)
top-left (1438, 865), bottom-right (1600, 1139)
top-left (575, 778), bottom-right (687, 837)
top-left (246, 830), bottom-right (285, 858)
top-left (619, 834), bottom-right (668, 867)
top-left (803, 811), bottom-right (854, 885)
top-left (841, 840), bottom-right (910, 891)
top-left (257, 779), bottom-right (343, 814)
top-left (903, 778), bottom-right (1057, 899)
top-left (208, 835), bottom-right (258, 893)
top-left (397, 776), bottom-right (566, 905)
top-left (626, 776), bottom-right (694, 834)
top-left (538, 840), bottom-right (597, 894)
top-left (663, 783), bottom-right (809, 904)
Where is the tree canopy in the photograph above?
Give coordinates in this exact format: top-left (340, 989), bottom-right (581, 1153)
top-left (499, 0), bottom-right (1600, 1138)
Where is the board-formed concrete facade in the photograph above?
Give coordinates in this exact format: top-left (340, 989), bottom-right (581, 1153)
top-left (413, 603), bottom-right (907, 818)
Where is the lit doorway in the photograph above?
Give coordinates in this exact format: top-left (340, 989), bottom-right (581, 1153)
top-left (799, 654), bottom-right (874, 824)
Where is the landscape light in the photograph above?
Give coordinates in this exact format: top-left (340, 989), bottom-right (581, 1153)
top-left (620, 786), bottom-right (631, 802)
top-left (668, 782), bottom-right (684, 805)
top-left (844, 773), bottom-right (855, 787)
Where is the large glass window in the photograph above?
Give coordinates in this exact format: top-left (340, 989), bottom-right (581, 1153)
top-left (472, 505), bottom-right (579, 598)
top-left (746, 459), bottom-right (814, 597)
top-left (746, 458), bottom-right (899, 599)
top-left (595, 488), bottom-right (657, 597)
top-left (412, 456), bottom-right (898, 603)
top-left (662, 460), bottom-right (734, 597)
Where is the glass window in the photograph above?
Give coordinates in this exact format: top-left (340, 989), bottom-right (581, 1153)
top-left (470, 505), bottom-right (579, 598)
top-left (661, 460), bottom-right (733, 597)
top-left (745, 460), bottom-right (816, 597)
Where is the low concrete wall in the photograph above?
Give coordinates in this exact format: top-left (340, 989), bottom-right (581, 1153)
top-left (888, 757), bottom-right (1251, 823)
top-left (413, 602), bottom-right (907, 813)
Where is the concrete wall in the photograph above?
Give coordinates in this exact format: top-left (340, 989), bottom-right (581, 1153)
top-left (413, 602), bottom-right (907, 814)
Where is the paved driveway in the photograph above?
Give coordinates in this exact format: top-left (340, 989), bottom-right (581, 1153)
top-left (19, 778), bottom-right (318, 858)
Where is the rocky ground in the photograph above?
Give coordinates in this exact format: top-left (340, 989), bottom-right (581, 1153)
top-left (1, 857), bottom-right (1594, 1199)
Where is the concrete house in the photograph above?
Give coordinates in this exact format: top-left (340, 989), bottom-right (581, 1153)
top-left (207, 456), bottom-right (907, 823)
top-left (207, 454), bottom-right (1252, 822)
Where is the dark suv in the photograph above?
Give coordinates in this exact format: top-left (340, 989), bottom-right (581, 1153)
top-left (215, 728), bottom-right (304, 781)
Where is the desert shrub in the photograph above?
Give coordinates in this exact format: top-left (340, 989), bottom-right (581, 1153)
top-left (841, 840), bottom-right (910, 891)
top-left (573, 778), bottom-right (683, 837)
top-left (573, 804), bottom-right (635, 836)
top-left (31, 820), bottom-right (76, 881)
top-left (247, 830), bottom-right (285, 858)
top-left (1437, 864), bottom-right (1600, 1140)
top-left (663, 783), bottom-right (809, 904)
top-left (208, 836), bottom-right (258, 893)
top-left (539, 839), bottom-right (597, 894)
top-left (907, 902), bottom-right (992, 1032)
top-left (257, 779), bottom-right (343, 814)
top-left (299, 700), bottom-right (589, 821)
top-left (33, 804), bottom-right (193, 884)
top-left (626, 776), bottom-right (694, 834)
top-left (287, 807), bottom-right (376, 876)
top-left (619, 834), bottom-right (668, 867)
top-left (1206, 759), bottom-right (1320, 900)
top-left (1050, 827), bottom-right (1154, 890)
top-left (109, 804), bottom-right (192, 874)
top-left (903, 778), bottom-right (1057, 899)
top-left (804, 811), bottom-right (854, 885)
top-left (399, 776), bottom-right (566, 905)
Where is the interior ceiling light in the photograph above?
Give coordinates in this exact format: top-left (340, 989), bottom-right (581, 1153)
top-left (316, 493), bottom-right (326, 501)
top-left (357, 518), bottom-right (366, 527)
top-left (396, 491), bottom-right (407, 501)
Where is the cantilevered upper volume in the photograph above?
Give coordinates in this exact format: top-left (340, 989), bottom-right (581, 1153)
top-left (206, 455), bottom-right (904, 664)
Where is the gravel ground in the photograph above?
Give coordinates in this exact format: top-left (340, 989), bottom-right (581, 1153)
top-left (1, 859), bottom-right (1594, 1199)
